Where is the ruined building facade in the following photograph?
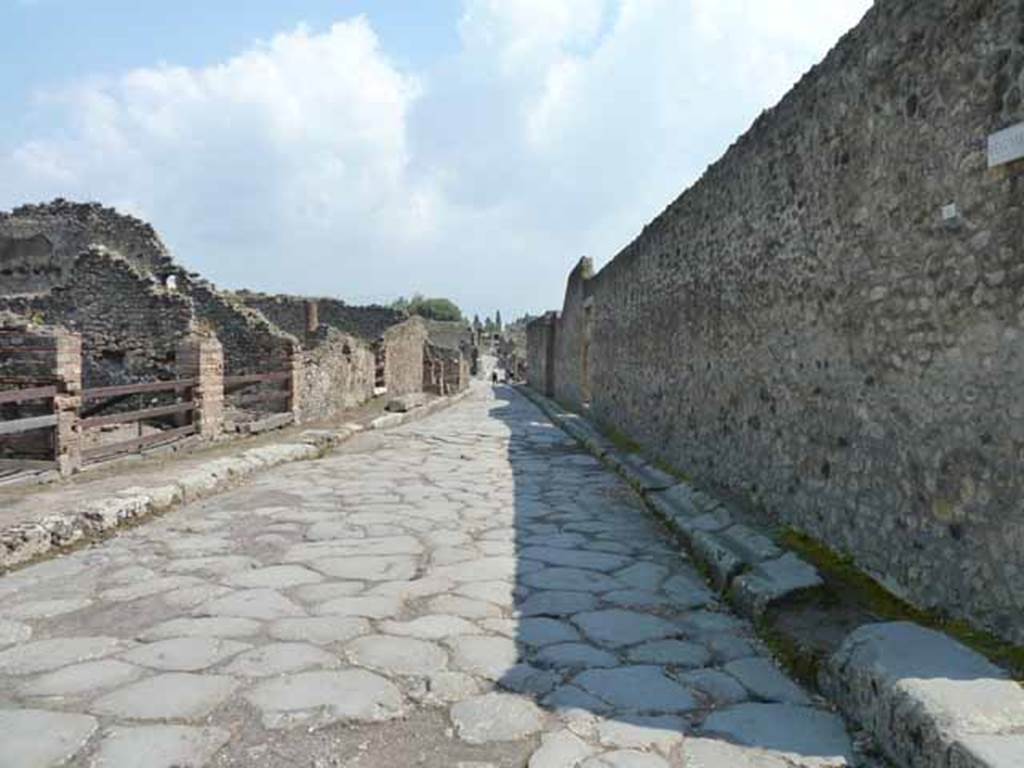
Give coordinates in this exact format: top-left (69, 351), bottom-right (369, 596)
top-left (529, 0), bottom-right (1024, 644)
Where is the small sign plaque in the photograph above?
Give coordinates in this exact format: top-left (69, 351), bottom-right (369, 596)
top-left (988, 122), bottom-right (1024, 168)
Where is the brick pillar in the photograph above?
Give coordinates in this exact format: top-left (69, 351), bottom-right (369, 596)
top-left (176, 334), bottom-right (224, 439)
top-left (53, 330), bottom-right (82, 477)
top-left (287, 343), bottom-right (303, 424)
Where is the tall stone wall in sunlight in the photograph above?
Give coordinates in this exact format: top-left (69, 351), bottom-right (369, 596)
top-left (531, 0), bottom-right (1024, 643)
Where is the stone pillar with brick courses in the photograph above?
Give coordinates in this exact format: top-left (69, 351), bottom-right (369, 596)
top-left (286, 341), bottom-right (303, 424)
top-left (52, 330), bottom-right (82, 476)
top-left (175, 333), bottom-right (224, 439)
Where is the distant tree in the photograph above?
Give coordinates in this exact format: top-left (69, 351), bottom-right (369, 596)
top-left (391, 294), bottom-right (463, 322)
top-left (472, 314), bottom-right (482, 329)
top-left (495, 310), bottom-right (503, 332)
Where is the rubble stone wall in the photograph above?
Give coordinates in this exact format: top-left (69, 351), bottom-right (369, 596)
top-left (534, 0), bottom-right (1024, 643)
top-left (299, 327), bottom-right (376, 420)
top-left (383, 317), bottom-right (428, 397)
top-left (526, 313), bottom-right (558, 396)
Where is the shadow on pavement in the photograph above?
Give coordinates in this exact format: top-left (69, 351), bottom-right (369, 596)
top-left (487, 384), bottom-right (858, 766)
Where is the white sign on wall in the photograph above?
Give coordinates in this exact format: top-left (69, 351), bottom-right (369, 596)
top-left (988, 122), bottom-right (1024, 168)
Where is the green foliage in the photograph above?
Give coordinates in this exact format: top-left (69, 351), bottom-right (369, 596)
top-left (391, 294), bottom-right (463, 322)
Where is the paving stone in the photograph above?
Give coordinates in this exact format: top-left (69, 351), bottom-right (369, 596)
top-left (90, 673), bottom-right (238, 721)
top-left (706, 634), bottom-right (757, 662)
top-left (425, 671), bottom-right (481, 702)
top-left (4, 598), bottom-right (93, 620)
top-left (308, 555), bottom-right (418, 581)
top-left (724, 657), bottom-right (811, 705)
top-left (244, 669), bottom-right (403, 729)
top-left (121, 637), bottom-right (250, 672)
top-left (676, 611), bottom-right (747, 638)
top-left (314, 595), bottom-right (403, 618)
top-left (162, 584), bottom-right (233, 609)
top-left (572, 610), bottom-right (680, 648)
top-left (165, 555), bottom-right (259, 576)
top-left (520, 546), bottom-right (631, 572)
top-left (101, 576), bottom-right (206, 603)
top-left (535, 643), bottom-right (620, 670)
top-left (529, 729), bottom-right (594, 768)
top-left (498, 663), bottom-right (561, 696)
top-left (701, 703), bottom-right (853, 765)
top-left (197, 589), bottom-right (306, 620)
top-left (446, 635), bottom-right (518, 680)
top-left (0, 636), bottom-right (125, 675)
top-left (953, 733), bottom-right (1024, 768)
top-left (92, 725), bottom-right (230, 768)
top-left (224, 565), bottom-right (324, 589)
top-left (19, 660), bottom-right (144, 697)
top-left (455, 580), bottom-right (516, 606)
top-left (543, 684), bottom-right (614, 714)
top-left (428, 595), bottom-right (503, 618)
top-left (291, 581), bottom-right (366, 603)
top-left (676, 668), bottom-right (750, 706)
top-left (519, 591), bottom-right (598, 617)
top-left (582, 750), bottom-right (670, 768)
top-left (450, 692), bottom-right (545, 744)
top-left (518, 618), bottom-right (582, 647)
top-left (613, 563), bottom-right (669, 590)
top-left (521, 568), bottom-right (623, 592)
top-left (680, 738), bottom-right (792, 768)
top-left (379, 615), bottom-right (482, 640)
top-left (596, 716), bottom-right (687, 753)
top-left (661, 575), bottom-right (716, 609)
top-left (0, 619), bottom-right (31, 648)
top-left (139, 617), bottom-right (263, 641)
top-left (223, 642), bottom-right (339, 676)
top-left (627, 640), bottom-right (711, 668)
top-left (574, 666), bottom-right (699, 713)
top-left (603, 590), bottom-right (672, 609)
top-left (0, 709), bottom-right (97, 768)
top-left (347, 635), bottom-right (448, 676)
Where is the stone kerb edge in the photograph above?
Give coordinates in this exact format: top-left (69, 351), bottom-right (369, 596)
top-left (0, 389), bottom-right (470, 573)
top-left (514, 385), bottom-right (821, 619)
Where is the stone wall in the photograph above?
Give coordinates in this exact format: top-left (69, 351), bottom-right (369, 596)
top-left (383, 317), bottom-right (428, 397)
top-left (0, 248), bottom-right (194, 386)
top-left (526, 312), bottom-right (558, 396)
top-left (533, 0), bottom-right (1024, 643)
top-left (299, 327), bottom-right (376, 420)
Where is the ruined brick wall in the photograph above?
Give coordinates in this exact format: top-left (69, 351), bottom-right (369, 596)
top-left (383, 317), bottom-right (427, 397)
top-left (0, 200), bottom-right (175, 293)
top-left (537, 0), bottom-right (1024, 643)
top-left (237, 294), bottom-right (310, 340)
top-left (526, 313), bottom-right (558, 396)
top-left (299, 327), bottom-right (375, 420)
top-left (0, 248), bottom-right (193, 386)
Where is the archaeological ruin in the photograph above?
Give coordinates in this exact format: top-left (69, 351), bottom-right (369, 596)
top-left (0, 200), bottom-right (475, 475)
top-left (528, 0), bottom-right (1024, 645)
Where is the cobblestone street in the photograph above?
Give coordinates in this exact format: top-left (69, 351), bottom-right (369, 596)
top-left (0, 385), bottom-right (856, 767)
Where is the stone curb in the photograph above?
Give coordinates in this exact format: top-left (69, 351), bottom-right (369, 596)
top-left (515, 385), bottom-right (822, 619)
top-left (820, 622), bottom-right (1024, 768)
top-left (518, 385), bottom-right (1024, 768)
top-left (0, 388), bottom-right (472, 574)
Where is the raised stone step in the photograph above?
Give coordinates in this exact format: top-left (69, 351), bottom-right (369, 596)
top-left (820, 622), bottom-right (1024, 768)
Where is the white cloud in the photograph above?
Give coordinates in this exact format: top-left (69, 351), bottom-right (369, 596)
top-left (0, 1), bottom-right (872, 316)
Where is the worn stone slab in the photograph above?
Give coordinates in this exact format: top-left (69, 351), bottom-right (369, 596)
top-left (690, 530), bottom-right (747, 590)
top-left (701, 703), bottom-right (853, 766)
top-left (681, 738), bottom-right (793, 768)
top-left (222, 642), bottom-right (338, 677)
top-left (20, 660), bottom-right (144, 697)
top-left (535, 643), bottom-right (620, 670)
top-left (646, 484), bottom-right (702, 522)
top-left (573, 666), bottom-right (699, 713)
top-left (90, 673), bottom-right (238, 721)
top-left (572, 610), bottom-right (680, 648)
top-left (121, 637), bottom-right (250, 672)
top-left (450, 692), bottom-right (545, 744)
top-left (244, 669), bottom-right (403, 729)
top-left (0, 636), bottom-right (125, 675)
top-left (615, 453), bottom-right (678, 492)
top-left (139, 617), bottom-right (262, 641)
top-left (223, 565), bottom-right (324, 589)
top-left (582, 750), bottom-right (670, 768)
top-left (446, 635), bottom-right (518, 680)
top-left (952, 734), bottom-right (1024, 768)
top-left (724, 657), bottom-right (811, 705)
top-left (627, 640), bottom-right (711, 668)
top-left (347, 635), bottom-right (448, 677)
top-left (196, 588), bottom-right (305, 620)
top-left (379, 615), bottom-right (482, 640)
top-left (730, 553), bottom-right (823, 617)
top-left (0, 709), bottom-right (97, 768)
top-left (822, 622), bottom-right (1024, 768)
top-left (529, 729), bottom-right (594, 768)
top-left (597, 716), bottom-right (687, 753)
top-left (518, 590), bottom-right (598, 617)
top-left (92, 725), bottom-right (230, 768)
top-left (0, 619), bottom-right (32, 648)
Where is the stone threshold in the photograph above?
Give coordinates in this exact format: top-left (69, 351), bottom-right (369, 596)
top-left (0, 388), bottom-right (472, 575)
top-left (516, 384), bottom-right (1024, 768)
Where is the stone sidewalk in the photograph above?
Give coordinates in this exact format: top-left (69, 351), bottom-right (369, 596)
top-left (0, 385), bottom-right (863, 767)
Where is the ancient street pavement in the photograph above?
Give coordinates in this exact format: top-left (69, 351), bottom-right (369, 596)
top-left (0, 385), bottom-right (857, 767)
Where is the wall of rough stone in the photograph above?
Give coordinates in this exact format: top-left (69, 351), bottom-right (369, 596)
top-left (299, 327), bottom-right (375, 420)
top-left (0, 200), bottom-right (176, 294)
top-left (0, 248), bottom-right (194, 386)
top-left (552, 257), bottom-right (593, 411)
top-left (526, 313), bottom-right (558, 395)
top-left (383, 317), bottom-right (428, 397)
top-left (535, 0), bottom-right (1024, 643)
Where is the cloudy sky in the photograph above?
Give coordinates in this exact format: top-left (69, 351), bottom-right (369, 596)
top-left (0, 0), bottom-right (871, 319)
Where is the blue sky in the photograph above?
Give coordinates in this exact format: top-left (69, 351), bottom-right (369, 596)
top-left (1, 0), bottom-right (872, 319)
